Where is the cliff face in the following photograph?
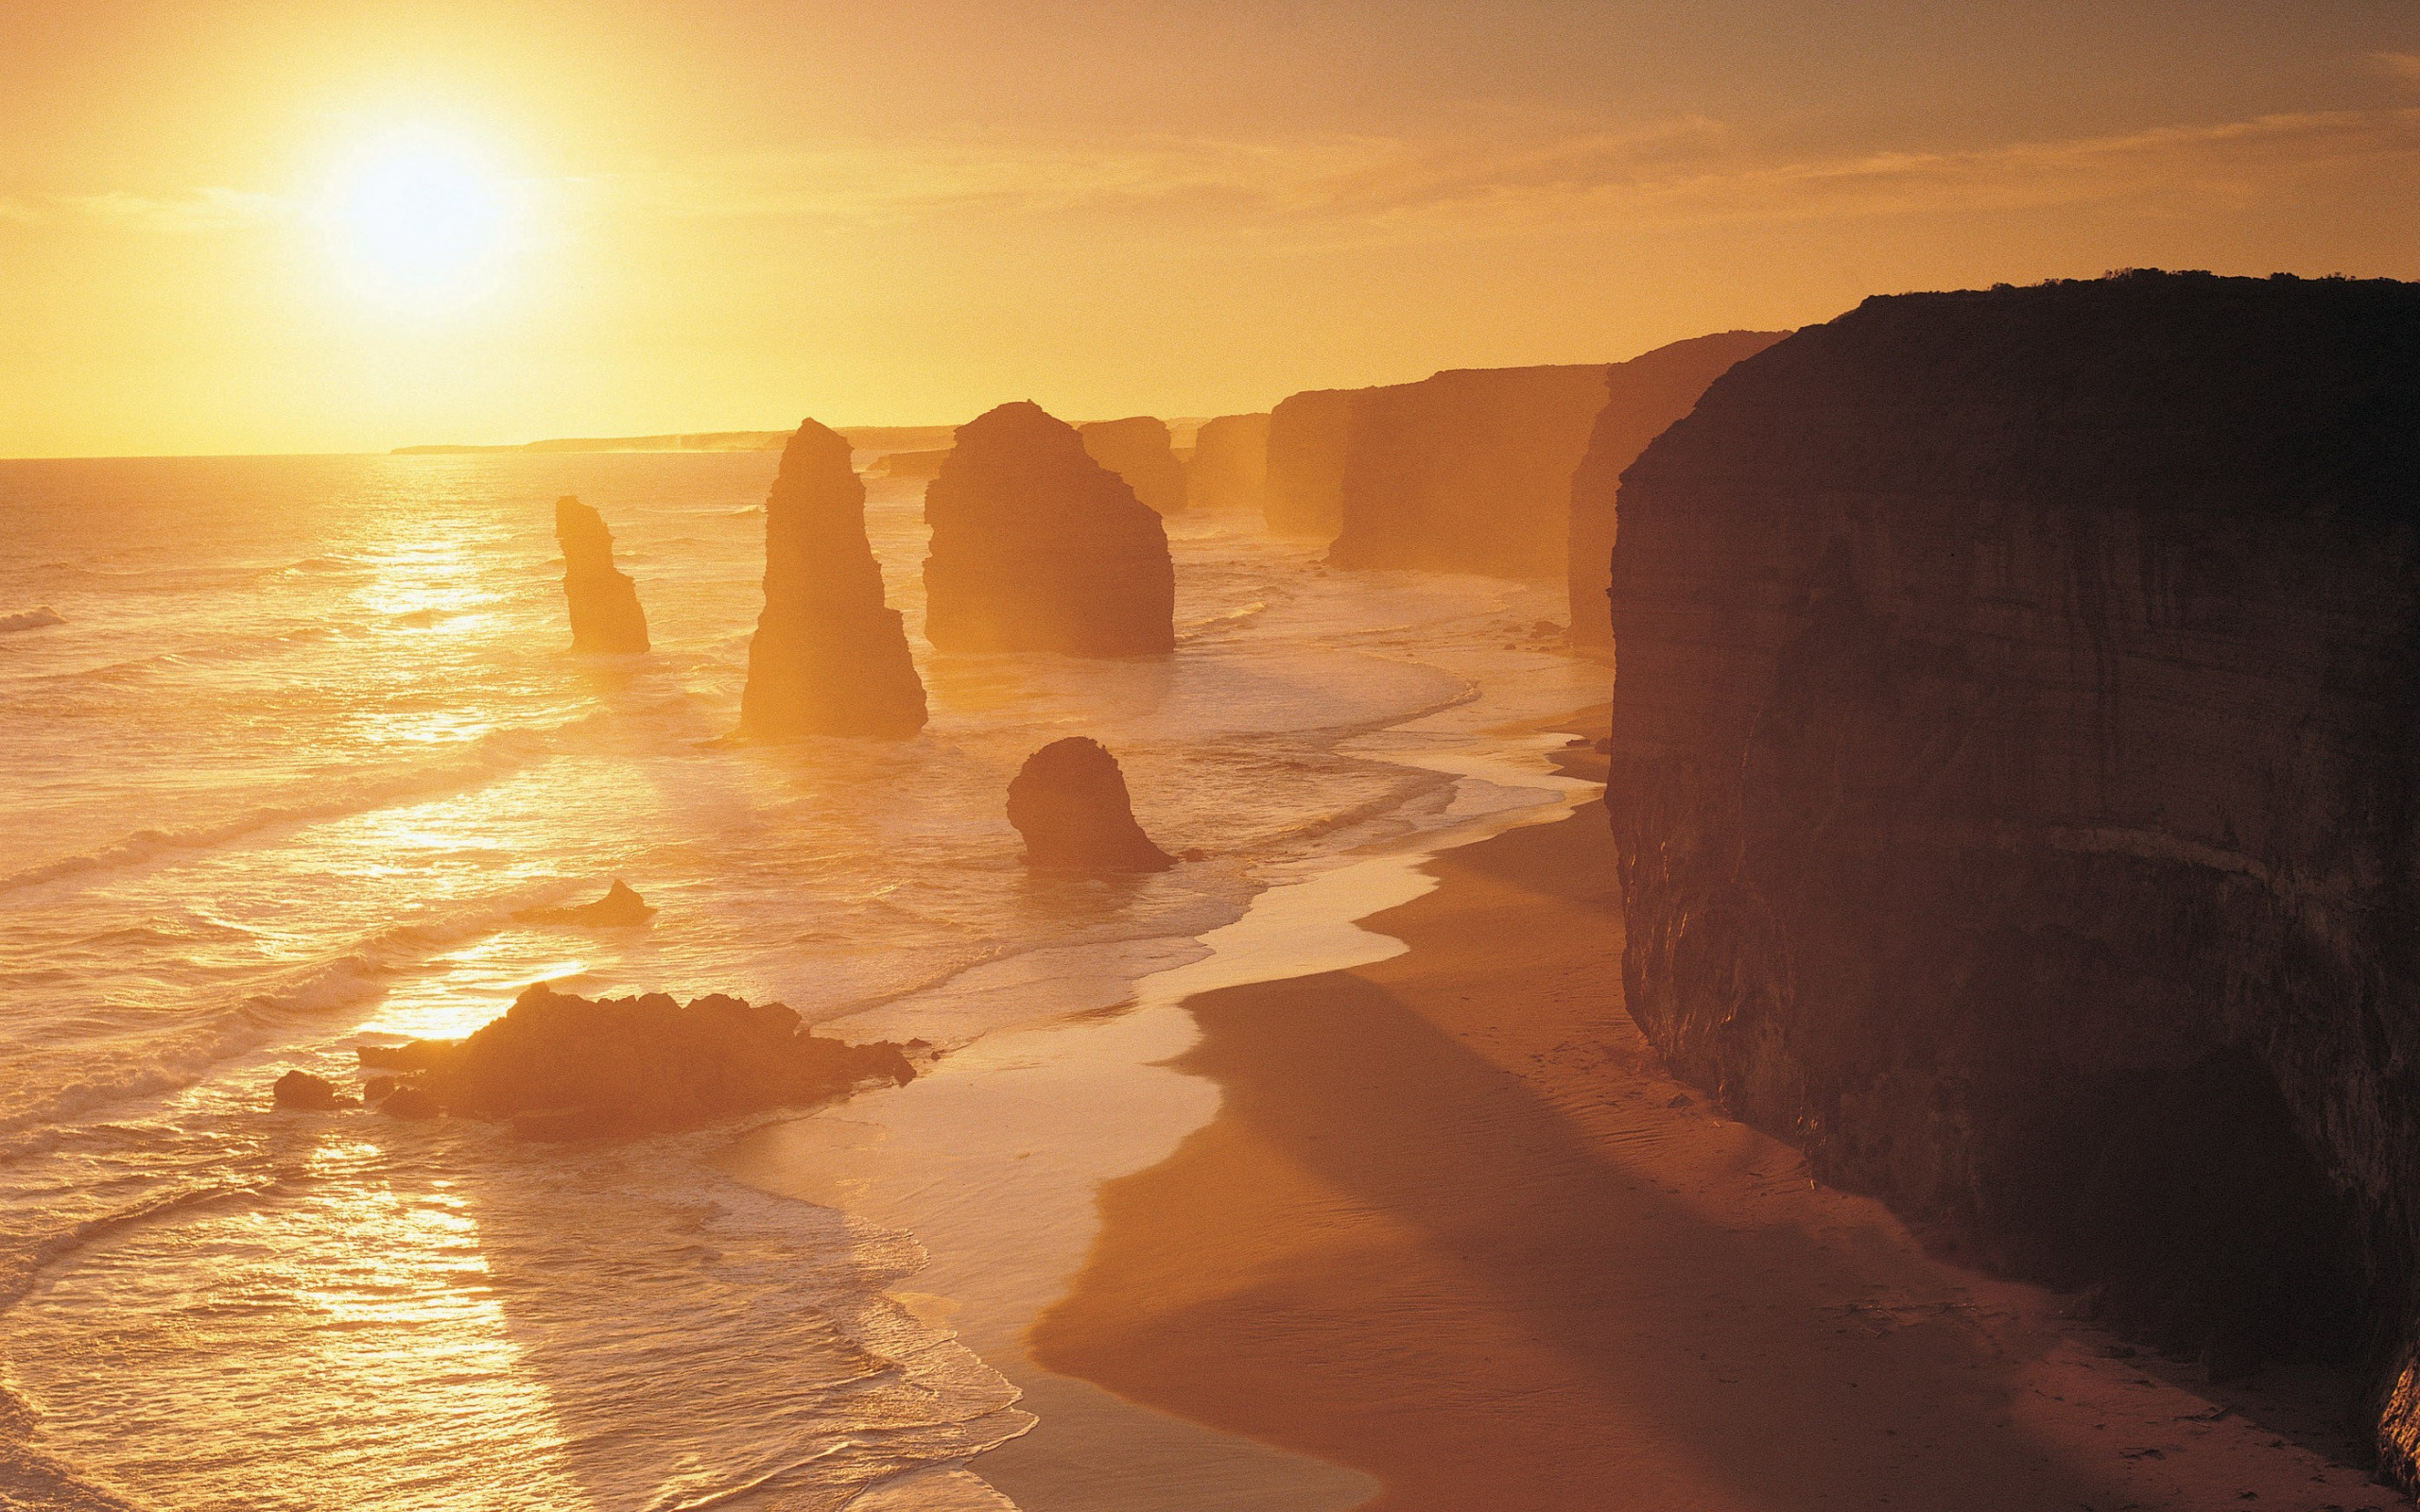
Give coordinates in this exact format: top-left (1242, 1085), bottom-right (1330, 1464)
top-left (1186, 412), bottom-right (1270, 514)
top-left (1567, 330), bottom-right (1789, 650)
top-left (924, 402), bottom-right (1175, 657)
top-left (1328, 365), bottom-right (1610, 579)
top-left (1606, 272), bottom-right (2420, 1467)
top-left (740, 419), bottom-right (927, 739)
top-left (553, 497), bottom-right (649, 653)
top-left (1080, 417), bottom-right (1189, 517)
top-left (1264, 388), bottom-right (1358, 538)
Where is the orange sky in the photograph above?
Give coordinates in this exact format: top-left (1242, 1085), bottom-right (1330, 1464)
top-left (5, 0), bottom-right (2418, 457)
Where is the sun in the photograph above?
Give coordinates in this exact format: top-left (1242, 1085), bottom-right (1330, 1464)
top-left (322, 129), bottom-right (522, 311)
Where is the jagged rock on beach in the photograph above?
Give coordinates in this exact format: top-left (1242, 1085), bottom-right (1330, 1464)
top-left (1006, 737), bottom-right (1176, 873)
top-left (355, 981), bottom-right (919, 1137)
top-left (1186, 412), bottom-right (1270, 514)
top-left (554, 496), bottom-right (650, 653)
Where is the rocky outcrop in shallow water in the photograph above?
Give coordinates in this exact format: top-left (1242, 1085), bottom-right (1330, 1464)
top-left (355, 982), bottom-right (918, 1137)
top-left (514, 879), bottom-right (655, 927)
top-left (1605, 271), bottom-right (2420, 1475)
top-left (1185, 413), bottom-right (1270, 514)
top-left (1007, 737), bottom-right (1175, 873)
top-left (553, 497), bottom-right (649, 653)
top-left (1328, 364), bottom-right (1611, 579)
top-left (270, 1071), bottom-right (354, 1111)
top-left (924, 403), bottom-right (1174, 656)
top-left (1567, 330), bottom-right (1789, 649)
top-left (741, 419), bottom-right (928, 739)
top-left (1080, 417), bottom-right (1188, 517)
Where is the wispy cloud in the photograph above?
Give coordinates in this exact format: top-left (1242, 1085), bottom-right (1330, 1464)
top-left (575, 104), bottom-right (2420, 240)
top-left (2375, 51), bottom-right (2420, 84)
top-left (2, 187), bottom-right (290, 233)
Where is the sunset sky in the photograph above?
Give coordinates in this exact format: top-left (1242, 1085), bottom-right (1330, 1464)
top-left (6, 0), bottom-right (2418, 457)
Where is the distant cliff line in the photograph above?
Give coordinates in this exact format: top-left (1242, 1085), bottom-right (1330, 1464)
top-left (393, 419), bottom-right (1219, 457)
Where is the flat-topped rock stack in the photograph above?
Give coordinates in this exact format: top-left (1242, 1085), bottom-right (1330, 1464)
top-left (553, 496), bottom-right (649, 652)
top-left (924, 402), bottom-right (1175, 657)
top-left (1080, 416), bottom-right (1189, 517)
top-left (1185, 412), bottom-right (1270, 513)
top-left (740, 418), bottom-right (928, 739)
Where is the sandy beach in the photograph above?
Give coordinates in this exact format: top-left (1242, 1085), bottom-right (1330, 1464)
top-left (1027, 736), bottom-right (2395, 1511)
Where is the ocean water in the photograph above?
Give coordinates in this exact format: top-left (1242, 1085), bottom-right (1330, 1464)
top-left (0, 450), bottom-right (1595, 1510)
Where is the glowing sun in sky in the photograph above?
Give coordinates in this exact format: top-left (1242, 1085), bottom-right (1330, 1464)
top-left (321, 129), bottom-right (523, 311)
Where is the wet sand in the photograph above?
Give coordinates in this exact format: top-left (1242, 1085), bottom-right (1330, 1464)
top-left (1029, 780), bottom-right (2397, 1510)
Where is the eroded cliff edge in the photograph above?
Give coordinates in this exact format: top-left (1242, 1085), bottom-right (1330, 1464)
top-left (1605, 271), bottom-right (2420, 1475)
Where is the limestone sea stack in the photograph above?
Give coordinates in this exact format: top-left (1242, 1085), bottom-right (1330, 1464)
top-left (1185, 412), bottom-right (1270, 513)
top-left (1263, 387), bottom-right (1358, 538)
top-left (1006, 737), bottom-right (1175, 873)
top-left (924, 402), bottom-right (1175, 656)
top-left (553, 497), bottom-right (649, 653)
top-left (1605, 271), bottom-right (2420, 1473)
top-left (1327, 365), bottom-right (1612, 579)
top-left (355, 981), bottom-right (919, 1138)
top-left (1080, 417), bottom-right (1188, 517)
top-left (740, 419), bottom-right (928, 739)
top-left (1565, 330), bottom-right (1789, 648)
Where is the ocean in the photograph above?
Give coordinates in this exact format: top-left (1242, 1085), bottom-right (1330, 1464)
top-left (0, 449), bottom-right (1602, 1510)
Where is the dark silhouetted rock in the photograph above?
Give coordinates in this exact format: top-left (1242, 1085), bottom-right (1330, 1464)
top-left (1080, 417), bottom-right (1189, 516)
top-left (554, 496), bottom-right (649, 652)
top-left (741, 419), bottom-right (928, 738)
top-left (360, 981), bottom-right (917, 1138)
top-left (924, 402), bottom-right (1174, 656)
top-left (1328, 365), bottom-right (1612, 579)
top-left (0, 606), bottom-right (64, 634)
top-left (1006, 737), bottom-right (1175, 873)
top-left (1264, 388), bottom-right (1358, 538)
top-left (1566, 330), bottom-right (1789, 649)
top-left (380, 1086), bottom-right (441, 1120)
top-left (1186, 413), bottom-right (1270, 514)
top-left (1604, 270), bottom-right (2420, 1475)
top-left (514, 879), bottom-right (656, 927)
top-left (363, 1075), bottom-right (397, 1103)
top-left (271, 1070), bottom-right (354, 1111)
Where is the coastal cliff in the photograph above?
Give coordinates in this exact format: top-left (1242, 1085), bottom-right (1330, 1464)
top-left (1328, 364), bottom-right (1609, 579)
top-left (924, 402), bottom-right (1175, 656)
top-left (552, 497), bottom-right (649, 653)
top-left (1080, 416), bottom-right (1189, 517)
top-left (1186, 412), bottom-right (1270, 513)
top-left (1567, 330), bottom-right (1789, 649)
top-left (740, 418), bottom-right (927, 739)
top-left (1264, 388), bottom-right (1357, 539)
top-left (1605, 271), bottom-right (2420, 1473)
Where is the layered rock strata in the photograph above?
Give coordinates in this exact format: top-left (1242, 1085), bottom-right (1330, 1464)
top-left (356, 981), bottom-right (918, 1137)
top-left (1006, 737), bottom-right (1175, 872)
top-left (924, 402), bottom-right (1175, 656)
top-left (1566, 330), bottom-right (1789, 649)
top-left (1080, 416), bottom-right (1189, 517)
top-left (1327, 364), bottom-right (1612, 578)
top-left (1263, 388), bottom-right (1358, 538)
top-left (741, 419), bottom-right (928, 738)
top-left (553, 496), bottom-right (649, 652)
top-left (1604, 271), bottom-right (2420, 1472)
top-left (1184, 412), bottom-right (1270, 513)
